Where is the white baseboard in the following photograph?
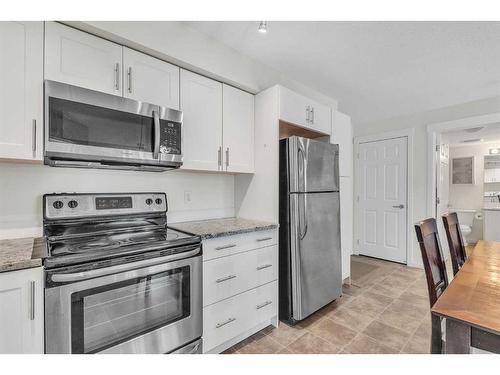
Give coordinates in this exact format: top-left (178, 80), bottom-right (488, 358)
top-left (0, 227), bottom-right (42, 240)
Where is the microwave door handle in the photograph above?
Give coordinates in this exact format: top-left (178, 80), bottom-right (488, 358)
top-left (153, 110), bottom-right (160, 159)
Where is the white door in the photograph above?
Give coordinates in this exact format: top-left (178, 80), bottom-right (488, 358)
top-left (222, 84), bottom-right (254, 173)
top-left (123, 47), bottom-right (180, 109)
top-left (45, 22), bottom-right (123, 96)
top-left (0, 267), bottom-right (44, 353)
top-left (180, 69), bottom-right (223, 171)
top-left (358, 137), bottom-right (408, 263)
top-left (0, 21), bottom-right (43, 161)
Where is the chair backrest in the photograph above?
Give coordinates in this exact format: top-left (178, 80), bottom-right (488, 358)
top-left (414, 218), bottom-right (449, 307)
top-left (442, 212), bottom-right (467, 276)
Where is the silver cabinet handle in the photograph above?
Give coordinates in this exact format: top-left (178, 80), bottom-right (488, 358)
top-left (216, 274), bottom-right (236, 283)
top-left (256, 300), bottom-right (272, 310)
top-left (30, 281), bottom-right (35, 320)
top-left (127, 67), bottom-right (132, 93)
top-left (392, 204), bottom-right (405, 209)
top-left (256, 264), bottom-right (272, 271)
top-left (216, 317), bottom-right (236, 328)
top-left (32, 119), bottom-right (36, 153)
top-left (218, 146), bottom-right (222, 169)
top-left (226, 147), bottom-right (229, 168)
top-left (114, 63), bottom-right (120, 91)
top-left (311, 107), bottom-right (315, 124)
top-left (256, 237), bottom-right (272, 242)
top-left (153, 110), bottom-right (160, 159)
top-left (215, 244), bottom-right (236, 251)
top-left (306, 106), bottom-right (310, 123)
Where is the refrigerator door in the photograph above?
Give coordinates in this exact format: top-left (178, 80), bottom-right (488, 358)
top-left (289, 191), bottom-right (342, 320)
top-left (288, 136), bottom-right (339, 193)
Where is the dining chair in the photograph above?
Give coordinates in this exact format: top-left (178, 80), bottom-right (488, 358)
top-left (414, 218), bottom-right (449, 354)
top-left (442, 212), bottom-right (467, 276)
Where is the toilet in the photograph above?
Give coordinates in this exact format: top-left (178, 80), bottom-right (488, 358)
top-left (454, 209), bottom-right (481, 245)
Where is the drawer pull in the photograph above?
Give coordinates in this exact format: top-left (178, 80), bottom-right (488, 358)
top-left (256, 264), bottom-right (272, 271)
top-left (216, 275), bottom-right (237, 283)
top-left (256, 237), bottom-right (273, 242)
top-left (216, 317), bottom-right (236, 328)
top-left (256, 300), bottom-right (273, 310)
top-left (215, 244), bottom-right (236, 250)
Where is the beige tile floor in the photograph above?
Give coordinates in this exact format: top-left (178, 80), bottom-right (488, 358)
top-left (223, 254), bottom-right (459, 354)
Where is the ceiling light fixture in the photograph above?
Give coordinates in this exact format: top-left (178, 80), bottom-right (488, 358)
top-left (258, 21), bottom-right (267, 34)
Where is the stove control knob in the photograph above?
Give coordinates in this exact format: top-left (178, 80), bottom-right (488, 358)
top-left (53, 200), bottom-right (64, 209)
top-left (146, 198), bottom-right (153, 205)
top-left (68, 200), bottom-right (78, 209)
top-left (155, 198), bottom-right (163, 205)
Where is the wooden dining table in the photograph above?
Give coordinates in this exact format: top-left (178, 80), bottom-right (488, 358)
top-left (432, 240), bottom-right (500, 353)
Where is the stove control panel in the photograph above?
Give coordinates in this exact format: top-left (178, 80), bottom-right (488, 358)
top-left (44, 193), bottom-right (167, 220)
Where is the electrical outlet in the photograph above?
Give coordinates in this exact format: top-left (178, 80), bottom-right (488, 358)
top-left (184, 191), bottom-right (192, 204)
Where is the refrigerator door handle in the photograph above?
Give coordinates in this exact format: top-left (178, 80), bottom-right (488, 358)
top-left (299, 194), bottom-right (308, 240)
top-left (298, 146), bottom-right (306, 192)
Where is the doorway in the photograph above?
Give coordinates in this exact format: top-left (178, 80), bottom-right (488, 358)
top-left (356, 136), bottom-right (408, 263)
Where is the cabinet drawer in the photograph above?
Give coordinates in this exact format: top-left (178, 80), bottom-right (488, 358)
top-left (203, 245), bottom-right (277, 306)
top-left (203, 281), bottom-right (278, 353)
top-left (203, 229), bottom-right (277, 261)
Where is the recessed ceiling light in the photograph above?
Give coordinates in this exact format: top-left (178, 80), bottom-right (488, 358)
top-left (258, 21), bottom-right (267, 34)
top-left (490, 148), bottom-right (499, 154)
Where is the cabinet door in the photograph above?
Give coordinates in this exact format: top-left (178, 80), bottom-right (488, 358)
top-left (0, 21), bottom-right (43, 160)
top-left (180, 69), bottom-right (222, 171)
top-left (222, 84), bottom-right (254, 173)
top-left (0, 267), bottom-right (44, 354)
top-left (123, 47), bottom-right (180, 109)
top-left (279, 86), bottom-right (310, 129)
top-left (331, 111), bottom-right (353, 177)
top-left (310, 102), bottom-right (331, 135)
top-left (45, 22), bottom-right (123, 96)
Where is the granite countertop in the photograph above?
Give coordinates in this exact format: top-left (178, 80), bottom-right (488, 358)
top-left (0, 237), bottom-right (46, 273)
top-left (170, 217), bottom-right (278, 239)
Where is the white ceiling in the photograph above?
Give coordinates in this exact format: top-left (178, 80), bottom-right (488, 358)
top-left (184, 21), bottom-right (500, 124)
top-left (442, 122), bottom-right (500, 146)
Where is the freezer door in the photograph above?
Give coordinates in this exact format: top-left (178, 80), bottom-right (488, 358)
top-left (289, 191), bottom-right (342, 320)
top-left (288, 136), bottom-right (339, 193)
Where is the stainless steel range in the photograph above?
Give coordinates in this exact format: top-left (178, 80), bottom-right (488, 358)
top-left (43, 192), bottom-right (202, 354)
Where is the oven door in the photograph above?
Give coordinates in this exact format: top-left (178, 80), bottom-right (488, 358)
top-left (45, 251), bottom-right (201, 354)
top-left (44, 80), bottom-right (183, 168)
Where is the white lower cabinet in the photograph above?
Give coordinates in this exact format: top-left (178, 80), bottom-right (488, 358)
top-left (202, 229), bottom-right (278, 353)
top-left (0, 267), bottom-right (44, 354)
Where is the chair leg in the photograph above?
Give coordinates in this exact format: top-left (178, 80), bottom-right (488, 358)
top-left (431, 315), bottom-right (443, 354)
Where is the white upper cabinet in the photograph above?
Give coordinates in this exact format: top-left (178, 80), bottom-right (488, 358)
top-left (122, 47), bottom-right (180, 109)
top-left (278, 86), bottom-right (331, 135)
top-left (222, 84), bottom-right (255, 173)
top-left (331, 110), bottom-right (353, 177)
top-left (180, 69), bottom-right (223, 171)
top-left (0, 21), bottom-right (43, 161)
top-left (45, 22), bottom-right (123, 96)
top-left (0, 267), bottom-right (44, 354)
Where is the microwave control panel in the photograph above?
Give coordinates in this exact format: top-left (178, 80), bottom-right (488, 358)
top-left (159, 121), bottom-right (182, 155)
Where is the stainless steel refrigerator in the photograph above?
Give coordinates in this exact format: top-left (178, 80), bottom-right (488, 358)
top-left (279, 136), bottom-right (342, 324)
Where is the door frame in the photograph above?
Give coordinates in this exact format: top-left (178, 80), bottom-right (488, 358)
top-left (426, 112), bottom-right (500, 220)
top-left (354, 128), bottom-right (414, 265)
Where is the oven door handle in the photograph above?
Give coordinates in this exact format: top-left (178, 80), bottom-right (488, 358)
top-left (51, 247), bottom-right (200, 283)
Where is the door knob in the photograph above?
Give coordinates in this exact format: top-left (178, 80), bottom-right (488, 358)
top-left (392, 204), bottom-right (405, 209)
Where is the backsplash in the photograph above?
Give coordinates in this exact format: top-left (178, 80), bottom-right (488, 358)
top-left (0, 163), bottom-right (235, 238)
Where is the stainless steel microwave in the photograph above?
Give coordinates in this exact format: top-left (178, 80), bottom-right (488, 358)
top-left (44, 80), bottom-right (183, 172)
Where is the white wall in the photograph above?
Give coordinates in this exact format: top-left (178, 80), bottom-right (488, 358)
top-left (353, 95), bottom-right (500, 267)
top-left (66, 21), bottom-right (338, 109)
top-left (0, 163), bottom-right (234, 238)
